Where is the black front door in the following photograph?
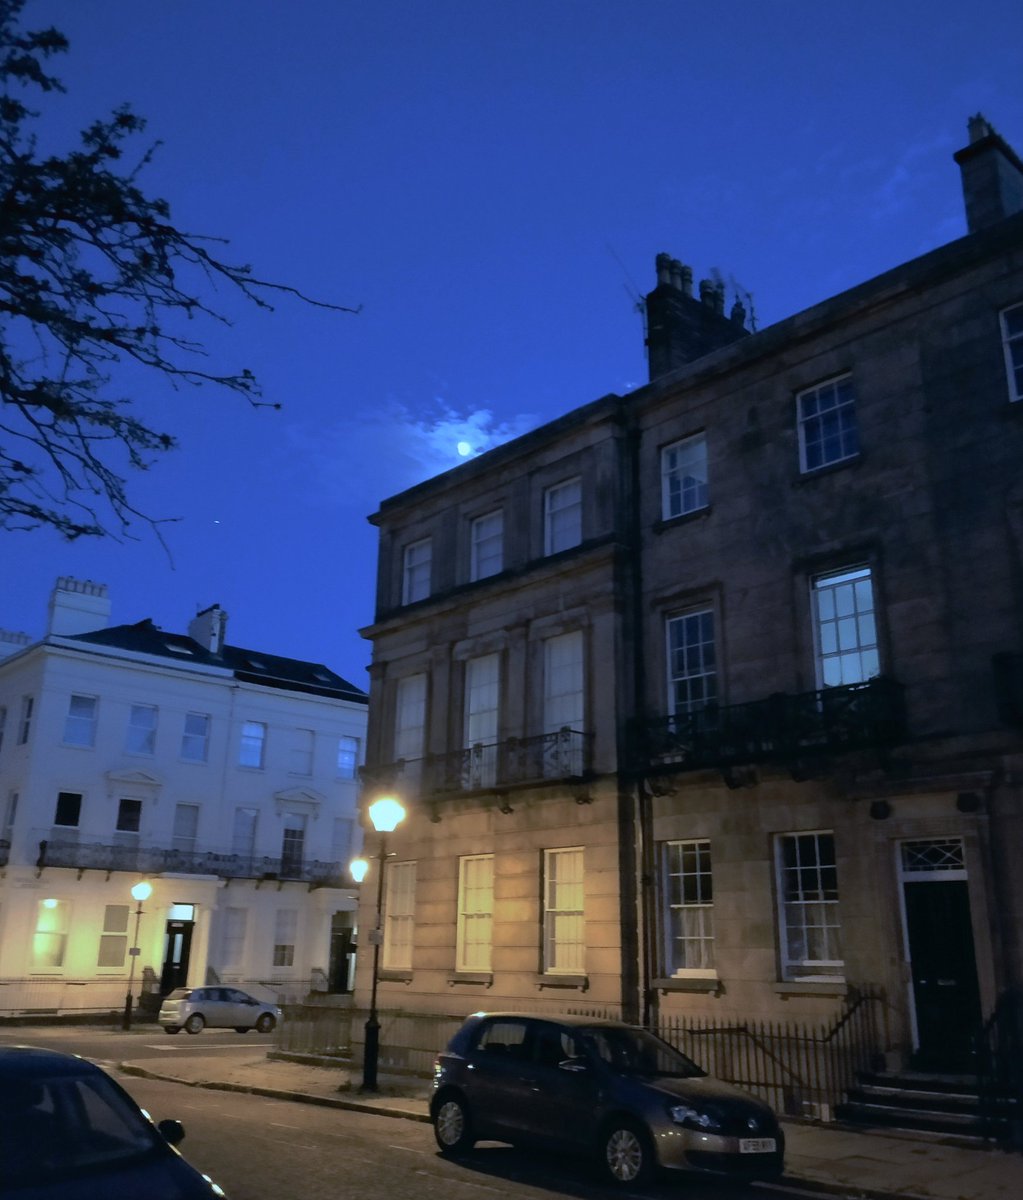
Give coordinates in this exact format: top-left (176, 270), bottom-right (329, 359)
top-left (160, 919), bottom-right (194, 994)
top-left (903, 879), bottom-right (982, 1070)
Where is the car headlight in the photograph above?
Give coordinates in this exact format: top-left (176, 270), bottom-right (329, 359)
top-left (668, 1104), bottom-right (723, 1133)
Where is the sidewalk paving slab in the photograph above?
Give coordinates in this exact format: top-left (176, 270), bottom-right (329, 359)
top-left (115, 1051), bottom-right (1023, 1200)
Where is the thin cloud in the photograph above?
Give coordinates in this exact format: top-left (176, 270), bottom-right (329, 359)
top-left (290, 398), bottom-right (538, 510)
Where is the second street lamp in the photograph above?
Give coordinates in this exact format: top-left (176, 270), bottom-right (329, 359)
top-left (122, 879), bottom-right (152, 1031)
top-left (352, 796), bottom-right (405, 1092)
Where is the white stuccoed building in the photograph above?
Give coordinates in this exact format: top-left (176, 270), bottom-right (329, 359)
top-left (0, 577), bottom-right (367, 1016)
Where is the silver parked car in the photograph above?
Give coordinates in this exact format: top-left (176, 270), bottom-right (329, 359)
top-left (159, 986), bottom-right (281, 1035)
top-left (431, 1012), bottom-right (784, 1186)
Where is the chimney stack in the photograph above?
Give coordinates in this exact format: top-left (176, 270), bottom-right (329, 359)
top-left (644, 255), bottom-right (749, 380)
top-left (188, 603), bottom-right (228, 655)
top-left (47, 577), bottom-right (111, 636)
top-left (954, 113), bottom-right (1023, 233)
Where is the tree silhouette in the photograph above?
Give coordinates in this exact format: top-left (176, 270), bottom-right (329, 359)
top-left (0, 0), bottom-right (356, 538)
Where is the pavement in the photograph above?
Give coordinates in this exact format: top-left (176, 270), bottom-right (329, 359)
top-left (115, 1048), bottom-right (1023, 1200)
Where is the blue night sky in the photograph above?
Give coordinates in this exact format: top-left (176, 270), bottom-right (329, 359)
top-left (4, 0), bottom-right (1022, 689)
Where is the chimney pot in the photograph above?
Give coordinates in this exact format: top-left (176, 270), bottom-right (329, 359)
top-left (655, 253), bottom-right (673, 286)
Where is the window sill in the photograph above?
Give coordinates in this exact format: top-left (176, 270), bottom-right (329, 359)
top-left (794, 455), bottom-right (861, 483)
top-left (378, 970), bottom-right (413, 984)
top-left (775, 980), bottom-right (847, 998)
top-left (536, 974), bottom-right (588, 991)
top-left (652, 505), bottom-right (712, 534)
top-left (653, 975), bottom-right (721, 994)
top-left (447, 973), bottom-right (493, 988)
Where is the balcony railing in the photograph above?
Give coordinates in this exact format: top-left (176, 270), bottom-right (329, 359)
top-left (367, 727), bottom-right (593, 798)
top-left (639, 677), bottom-right (906, 773)
top-left (29, 833), bottom-right (345, 886)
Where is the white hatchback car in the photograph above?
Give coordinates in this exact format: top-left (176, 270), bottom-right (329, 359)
top-left (158, 986), bottom-right (281, 1035)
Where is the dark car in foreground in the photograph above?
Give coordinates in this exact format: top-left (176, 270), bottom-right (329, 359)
top-left (430, 1012), bottom-right (784, 1186)
top-left (159, 985), bottom-right (280, 1035)
top-left (0, 1045), bottom-right (227, 1198)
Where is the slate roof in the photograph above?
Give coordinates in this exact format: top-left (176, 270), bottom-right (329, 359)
top-left (66, 619), bottom-right (368, 704)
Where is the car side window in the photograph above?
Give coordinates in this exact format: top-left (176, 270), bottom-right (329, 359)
top-left (476, 1019), bottom-right (530, 1060)
top-left (533, 1024), bottom-right (578, 1068)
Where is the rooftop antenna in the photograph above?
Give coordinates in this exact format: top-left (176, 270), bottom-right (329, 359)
top-left (729, 274), bottom-right (759, 332)
top-left (605, 242), bottom-right (647, 338)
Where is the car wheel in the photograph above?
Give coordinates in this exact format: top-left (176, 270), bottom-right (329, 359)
top-left (433, 1093), bottom-right (475, 1155)
top-left (163, 1026), bottom-right (180, 1035)
top-left (234, 1026), bottom-right (251, 1033)
top-left (184, 1014), bottom-right (205, 1034)
top-left (600, 1118), bottom-right (653, 1186)
top-left (255, 1013), bottom-right (276, 1033)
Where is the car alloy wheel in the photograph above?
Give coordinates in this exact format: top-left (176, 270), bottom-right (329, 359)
top-left (433, 1095), bottom-right (475, 1154)
top-left (184, 1014), bottom-right (205, 1034)
top-left (255, 1013), bottom-right (276, 1033)
top-left (602, 1119), bottom-right (651, 1185)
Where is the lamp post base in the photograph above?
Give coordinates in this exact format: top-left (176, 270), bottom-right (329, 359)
top-left (122, 992), bottom-right (133, 1032)
top-left (361, 1016), bottom-right (380, 1092)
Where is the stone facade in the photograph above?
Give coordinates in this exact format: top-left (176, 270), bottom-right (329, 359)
top-left (356, 118), bottom-right (1023, 1073)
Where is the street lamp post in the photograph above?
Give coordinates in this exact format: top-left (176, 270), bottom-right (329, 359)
top-left (122, 880), bottom-right (152, 1031)
top-left (350, 796), bottom-right (405, 1092)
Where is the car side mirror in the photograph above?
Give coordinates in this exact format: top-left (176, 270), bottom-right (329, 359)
top-left (157, 1119), bottom-right (185, 1145)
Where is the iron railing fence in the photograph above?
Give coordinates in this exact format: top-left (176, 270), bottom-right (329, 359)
top-left (640, 678), bottom-right (906, 772)
top-left (27, 832), bottom-right (345, 886)
top-left (0, 976), bottom-right (142, 1015)
top-left (364, 728), bottom-right (594, 800)
top-left (656, 986), bottom-right (885, 1119)
top-left (976, 989), bottom-right (1023, 1149)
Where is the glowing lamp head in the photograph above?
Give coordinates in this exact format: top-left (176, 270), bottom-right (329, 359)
top-left (367, 796), bottom-right (406, 833)
top-left (131, 880), bottom-right (153, 903)
top-left (349, 857), bottom-right (369, 884)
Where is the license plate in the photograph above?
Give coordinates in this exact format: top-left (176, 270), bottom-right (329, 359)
top-left (739, 1138), bottom-right (776, 1154)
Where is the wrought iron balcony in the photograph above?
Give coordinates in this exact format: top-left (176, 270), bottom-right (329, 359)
top-left (366, 727), bottom-right (593, 799)
top-left (30, 834), bottom-right (344, 886)
top-left (639, 677), bottom-right (906, 773)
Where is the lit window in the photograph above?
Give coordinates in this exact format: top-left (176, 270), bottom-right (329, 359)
top-left (666, 609), bottom-right (716, 714)
top-left (777, 831), bottom-right (843, 980)
top-left (544, 478), bottom-right (582, 555)
top-left (812, 566), bottom-right (879, 687)
top-left (1001, 303), bottom-right (1023, 403)
top-left (383, 860), bottom-right (417, 971)
top-left (661, 840), bottom-right (714, 974)
top-left (471, 510), bottom-right (503, 581)
top-left (181, 712), bottom-right (210, 762)
top-left (289, 728), bottom-right (314, 776)
top-left (239, 721), bottom-right (266, 768)
top-left (402, 537), bottom-right (432, 604)
top-left (798, 374), bottom-right (859, 472)
top-left (337, 735), bottom-right (360, 779)
top-left (543, 847), bottom-right (584, 974)
top-left (456, 854), bottom-right (493, 972)
top-left (98, 904), bottom-right (129, 967)
top-left (64, 694), bottom-right (98, 747)
top-left (273, 908), bottom-right (297, 967)
top-left (125, 704), bottom-right (157, 755)
top-left (33, 898), bottom-right (70, 969)
top-left (661, 433), bottom-right (708, 519)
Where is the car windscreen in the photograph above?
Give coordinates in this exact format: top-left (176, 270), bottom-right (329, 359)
top-left (0, 1070), bottom-right (165, 1186)
top-left (579, 1026), bottom-right (707, 1079)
